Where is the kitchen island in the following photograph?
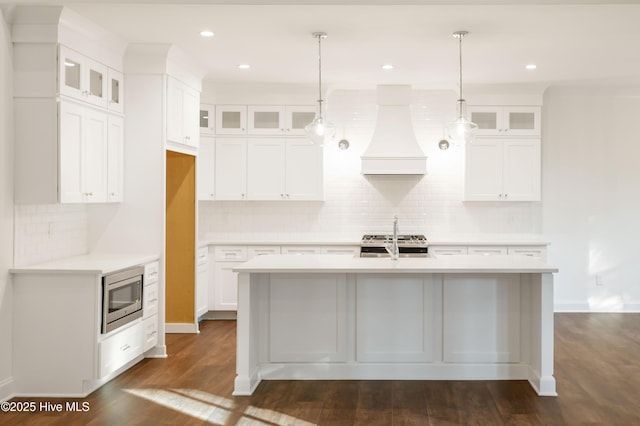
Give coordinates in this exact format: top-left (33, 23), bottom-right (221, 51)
top-left (233, 254), bottom-right (558, 397)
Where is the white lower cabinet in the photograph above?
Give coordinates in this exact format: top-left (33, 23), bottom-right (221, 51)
top-left (99, 321), bottom-right (143, 378)
top-left (196, 247), bottom-right (209, 318)
top-left (467, 246), bottom-right (508, 256)
top-left (142, 316), bottom-right (159, 352)
top-left (210, 246), bottom-right (248, 311)
top-left (430, 246), bottom-right (468, 256)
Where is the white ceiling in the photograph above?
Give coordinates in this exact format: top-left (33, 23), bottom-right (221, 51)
top-left (9, 1), bottom-right (640, 89)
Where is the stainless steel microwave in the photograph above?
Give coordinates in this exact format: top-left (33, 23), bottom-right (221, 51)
top-left (102, 266), bottom-right (144, 333)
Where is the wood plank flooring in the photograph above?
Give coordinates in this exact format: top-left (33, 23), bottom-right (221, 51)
top-left (3, 313), bottom-right (640, 425)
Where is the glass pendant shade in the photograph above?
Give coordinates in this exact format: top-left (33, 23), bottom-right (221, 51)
top-left (447, 99), bottom-right (478, 144)
top-left (305, 114), bottom-right (336, 146)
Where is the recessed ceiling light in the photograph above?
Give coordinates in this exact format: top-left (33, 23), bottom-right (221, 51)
top-left (238, 64), bottom-right (250, 69)
top-left (381, 64), bottom-right (394, 70)
top-left (526, 64), bottom-right (537, 70)
top-left (200, 30), bottom-right (214, 37)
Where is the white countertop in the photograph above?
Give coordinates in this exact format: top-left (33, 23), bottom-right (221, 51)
top-left (10, 253), bottom-right (159, 275)
top-left (233, 254), bottom-right (558, 274)
top-left (200, 233), bottom-right (550, 247)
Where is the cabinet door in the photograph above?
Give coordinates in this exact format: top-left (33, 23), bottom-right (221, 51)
top-left (248, 106), bottom-right (285, 135)
top-left (285, 139), bottom-right (323, 200)
top-left (502, 139), bottom-right (541, 201)
top-left (215, 105), bottom-right (246, 135)
top-left (84, 57), bottom-right (108, 109)
top-left (183, 86), bottom-right (200, 147)
top-left (59, 46), bottom-right (85, 101)
top-left (429, 246), bottom-right (468, 256)
top-left (464, 139), bottom-right (503, 201)
top-left (212, 261), bottom-right (242, 311)
top-left (107, 114), bottom-right (124, 202)
top-left (247, 139), bottom-right (286, 199)
top-left (214, 139), bottom-right (247, 200)
top-left (83, 108), bottom-right (109, 203)
top-left (197, 136), bottom-right (216, 200)
top-left (200, 104), bottom-right (215, 135)
top-left (503, 106), bottom-right (540, 136)
top-left (196, 247), bottom-right (209, 318)
top-left (468, 106), bottom-right (502, 136)
top-left (107, 68), bottom-right (124, 114)
top-left (166, 77), bottom-right (185, 144)
top-left (285, 106), bottom-right (316, 135)
top-left (59, 101), bottom-right (84, 203)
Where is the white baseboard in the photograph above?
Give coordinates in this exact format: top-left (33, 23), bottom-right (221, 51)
top-left (165, 322), bottom-right (199, 334)
top-left (555, 302), bottom-right (640, 313)
top-left (0, 376), bottom-right (15, 402)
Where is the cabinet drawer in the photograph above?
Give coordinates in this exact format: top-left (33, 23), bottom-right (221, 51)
top-left (99, 322), bottom-right (143, 378)
top-left (142, 315), bottom-right (158, 352)
top-left (468, 246), bottom-right (508, 256)
top-left (322, 246), bottom-right (360, 256)
top-left (281, 246), bottom-right (322, 255)
top-left (144, 261), bottom-right (159, 285)
top-left (214, 246), bottom-right (248, 261)
top-left (143, 282), bottom-right (158, 319)
top-left (430, 246), bottom-right (468, 256)
top-left (508, 246), bottom-right (547, 260)
top-left (248, 246), bottom-right (281, 259)
top-left (197, 247), bottom-right (208, 265)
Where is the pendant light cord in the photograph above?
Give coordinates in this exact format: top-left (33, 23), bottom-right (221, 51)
top-left (317, 33), bottom-right (324, 116)
top-left (458, 33), bottom-right (463, 101)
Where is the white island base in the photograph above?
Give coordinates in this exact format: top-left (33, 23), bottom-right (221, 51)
top-left (233, 255), bottom-right (558, 397)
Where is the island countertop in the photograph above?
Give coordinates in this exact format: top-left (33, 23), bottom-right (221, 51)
top-left (233, 254), bottom-right (558, 274)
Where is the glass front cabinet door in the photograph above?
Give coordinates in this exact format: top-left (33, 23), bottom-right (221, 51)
top-left (59, 45), bottom-right (108, 109)
top-left (469, 106), bottom-right (540, 136)
top-left (215, 106), bottom-right (247, 135)
top-left (200, 104), bottom-right (215, 135)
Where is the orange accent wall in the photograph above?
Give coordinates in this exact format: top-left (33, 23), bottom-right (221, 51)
top-left (165, 151), bottom-right (196, 324)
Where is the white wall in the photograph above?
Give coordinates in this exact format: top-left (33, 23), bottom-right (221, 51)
top-left (199, 88), bottom-right (542, 240)
top-left (0, 7), bottom-right (14, 401)
top-left (542, 86), bottom-right (640, 312)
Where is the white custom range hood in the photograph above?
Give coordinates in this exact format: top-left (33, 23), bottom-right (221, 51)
top-left (361, 85), bottom-right (427, 175)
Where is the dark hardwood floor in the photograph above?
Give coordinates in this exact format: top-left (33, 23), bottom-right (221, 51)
top-left (3, 313), bottom-right (640, 425)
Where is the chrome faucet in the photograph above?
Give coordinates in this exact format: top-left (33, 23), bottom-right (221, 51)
top-left (385, 215), bottom-right (399, 260)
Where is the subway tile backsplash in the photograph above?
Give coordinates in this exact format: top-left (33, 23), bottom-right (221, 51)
top-left (14, 204), bottom-right (88, 266)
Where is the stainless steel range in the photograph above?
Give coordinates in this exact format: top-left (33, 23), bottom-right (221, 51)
top-left (360, 234), bottom-right (428, 258)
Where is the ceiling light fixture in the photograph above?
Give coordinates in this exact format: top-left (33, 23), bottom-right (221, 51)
top-left (305, 32), bottom-right (335, 146)
top-left (446, 31), bottom-right (477, 145)
top-left (526, 63), bottom-right (537, 70)
top-left (200, 30), bottom-right (214, 37)
top-left (382, 64), bottom-right (393, 70)
top-left (238, 64), bottom-right (250, 69)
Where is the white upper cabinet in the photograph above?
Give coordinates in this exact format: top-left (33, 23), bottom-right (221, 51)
top-left (246, 138), bottom-right (323, 200)
top-left (199, 104), bottom-right (215, 135)
top-left (59, 45), bottom-right (109, 109)
top-left (197, 136), bottom-right (216, 200)
top-left (215, 105), bottom-right (247, 135)
top-left (465, 138), bottom-right (541, 201)
top-left (469, 106), bottom-right (540, 136)
top-left (107, 114), bottom-right (124, 202)
top-left (167, 76), bottom-right (200, 148)
top-left (59, 101), bottom-right (109, 203)
top-left (107, 68), bottom-right (124, 114)
top-left (284, 139), bottom-right (324, 200)
top-left (247, 105), bottom-right (316, 136)
top-left (247, 139), bottom-right (286, 199)
top-left (215, 138), bottom-right (247, 200)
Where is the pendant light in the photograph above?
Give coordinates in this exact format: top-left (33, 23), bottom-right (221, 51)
top-left (305, 32), bottom-right (335, 146)
top-left (446, 31), bottom-right (478, 144)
